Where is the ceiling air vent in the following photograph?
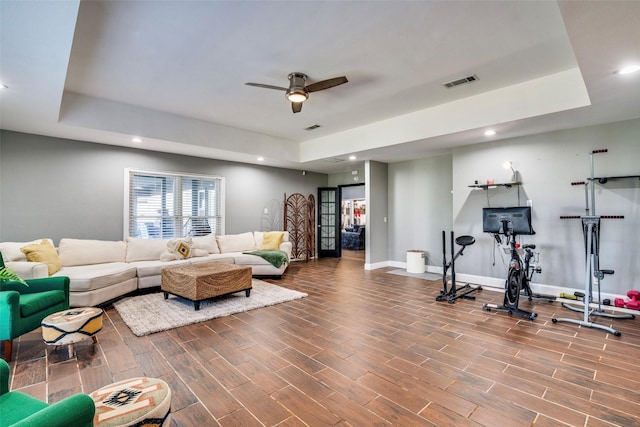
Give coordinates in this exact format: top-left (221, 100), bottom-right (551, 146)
top-left (443, 74), bottom-right (478, 88)
top-left (305, 124), bottom-right (321, 131)
top-left (324, 157), bottom-right (345, 163)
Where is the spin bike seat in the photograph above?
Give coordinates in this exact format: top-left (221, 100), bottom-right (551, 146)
top-left (455, 235), bottom-right (475, 247)
top-left (523, 244), bottom-right (536, 249)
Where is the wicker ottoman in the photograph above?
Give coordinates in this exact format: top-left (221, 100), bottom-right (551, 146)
top-left (161, 262), bottom-right (252, 310)
top-left (41, 307), bottom-right (103, 358)
top-left (91, 377), bottom-right (171, 427)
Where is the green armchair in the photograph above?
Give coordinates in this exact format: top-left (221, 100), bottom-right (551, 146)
top-left (0, 358), bottom-right (95, 427)
top-left (0, 254), bottom-right (70, 362)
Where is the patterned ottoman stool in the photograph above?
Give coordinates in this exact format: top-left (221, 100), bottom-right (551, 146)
top-left (41, 307), bottom-right (103, 358)
top-left (90, 377), bottom-right (172, 427)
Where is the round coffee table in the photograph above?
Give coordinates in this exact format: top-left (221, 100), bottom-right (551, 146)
top-left (41, 307), bottom-right (103, 358)
top-left (90, 377), bottom-right (172, 426)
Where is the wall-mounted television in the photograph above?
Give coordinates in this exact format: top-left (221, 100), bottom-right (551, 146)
top-left (482, 206), bottom-right (534, 235)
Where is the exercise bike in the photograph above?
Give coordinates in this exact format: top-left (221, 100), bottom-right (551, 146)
top-left (483, 219), bottom-right (537, 320)
top-left (519, 242), bottom-right (555, 302)
top-left (436, 231), bottom-right (482, 304)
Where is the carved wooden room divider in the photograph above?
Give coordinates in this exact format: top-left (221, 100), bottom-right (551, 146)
top-left (284, 193), bottom-right (316, 261)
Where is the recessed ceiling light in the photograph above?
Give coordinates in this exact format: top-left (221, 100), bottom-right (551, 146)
top-left (132, 137), bottom-right (142, 143)
top-left (484, 129), bottom-right (497, 136)
top-left (616, 64), bottom-right (640, 75)
top-left (257, 156), bottom-right (264, 161)
top-left (349, 155), bottom-right (356, 160)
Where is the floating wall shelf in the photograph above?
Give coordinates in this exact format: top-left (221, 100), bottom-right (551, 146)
top-left (468, 181), bottom-right (521, 190)
top-left (588, 175), bottom-right (640, 184)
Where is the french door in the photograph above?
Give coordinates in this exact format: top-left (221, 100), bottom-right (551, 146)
top-left (317, 187), bottom-right (341, 258)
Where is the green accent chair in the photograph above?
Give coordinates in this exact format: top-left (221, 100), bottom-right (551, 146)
top-left (0, 358), bottom-right (95, 427)
top-left (0, 254), bottom-right (70, 362)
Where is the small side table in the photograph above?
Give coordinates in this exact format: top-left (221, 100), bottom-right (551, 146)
top-left (41, 307), bottom-right (103, 358)
top-left (90, 377), bottom-right (172, 426)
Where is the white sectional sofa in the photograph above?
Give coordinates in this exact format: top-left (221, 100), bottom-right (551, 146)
top-left (1, 231), bottom-right (291, 307)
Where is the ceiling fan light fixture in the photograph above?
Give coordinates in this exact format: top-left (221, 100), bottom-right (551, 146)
top-left (286, 88), bottom-right (308, 103)
top-left (246, 71), bottom-right (347, 113)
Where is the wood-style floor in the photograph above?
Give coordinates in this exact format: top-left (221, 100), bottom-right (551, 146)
top-left (4, 256), bottom-right (640, 426)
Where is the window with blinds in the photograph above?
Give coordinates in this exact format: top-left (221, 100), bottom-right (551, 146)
top-left (125, 169), bottom-right (224, 239)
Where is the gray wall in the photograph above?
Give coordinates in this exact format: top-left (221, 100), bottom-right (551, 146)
top-left (0, 131), bottom-right (327, 243)
top-left (387, 118), bottom-right (640, 296)
top-left (388, 153), bottom-right (453, 267)
top-left (3, 117), bottom-right (639, 297)
top-left (365, 160), bottom-right (388, 267)
top-left (328, 166), bottom-right (365, 186)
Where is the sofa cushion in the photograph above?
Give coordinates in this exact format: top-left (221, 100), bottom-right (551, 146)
top-left (254, 231), bottom-right (289, 249)
top-left (20, 239), bottom-right (62, 275)
top-left (233, 253), bottom-right (283, 266)
top-left (129, 259), bottom-right (191, 278)
top-left (0, 239), bottom-right (55, 262)
top-left (19, 290), bottom-right (66, 317)
top-left (59, 239), bottom-right (126, 267)
top-left (260, 232), bottom-right (284, 250)
top-left (192, 233), bottom-right (220, 254)
top-left (189, 254), bottom-right (236, 265)
top-left (54, 263), bottom-right (137, 292)
top-left (126, 237), bottom-right (169, 262)
top-left (6, 261), bottom-right (49, 280)
top-left (216, 232), bottom-right (256, 253)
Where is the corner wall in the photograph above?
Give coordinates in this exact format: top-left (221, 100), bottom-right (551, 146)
top-left (365, 160), bottom-right (388, 268)
top-left (387, 118), bottom-right (640, 297)
top-left (452, 119), bottom-right (640, 296)
top-left (387, 153), bottom-right (453, 267)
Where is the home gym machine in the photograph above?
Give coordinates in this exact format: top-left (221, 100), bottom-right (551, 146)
top-left (553, 149), bottom-right (635, 336)
top-left (436, 231), bottom-right (482, 304)
top-left (481, 206), bottom-right (538, 320)
top-left (519, 244), bottom-right (555, 303)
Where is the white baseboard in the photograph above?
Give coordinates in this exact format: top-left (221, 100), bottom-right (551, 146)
top-left (376, 261), bottom-right (638, 315)
top-left (365, 260), bottom-right (391, 270)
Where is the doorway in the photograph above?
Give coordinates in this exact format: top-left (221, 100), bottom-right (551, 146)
top-left (340, 184), bottom-right (365, 261)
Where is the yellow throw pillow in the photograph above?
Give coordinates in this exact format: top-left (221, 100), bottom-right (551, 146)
top-left (261, 231), bottom-right (284, 251)
top-left (20, 239), bottom-right (61, 275)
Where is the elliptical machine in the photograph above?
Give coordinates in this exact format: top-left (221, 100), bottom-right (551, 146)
top-left (552, 149), bottom-right (635, 336)
top-left (436, 231), bottom-right (482, 304)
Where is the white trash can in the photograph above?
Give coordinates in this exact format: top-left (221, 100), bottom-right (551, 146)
top-left (406, 250), bottom-right (426, 274)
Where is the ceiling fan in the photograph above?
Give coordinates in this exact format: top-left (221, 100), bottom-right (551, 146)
top-left (245, 72), bottom-right (348, 113)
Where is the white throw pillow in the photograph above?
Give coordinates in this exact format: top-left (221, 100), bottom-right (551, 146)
top-left (126, 237), bottom-right (169, 262)
top-left (192, 233), bottom-right (220, 254)
top-left (0, 238), bottom-right (55, 262)
top-left (59, 238), bottom-right (126, 267)
top-left (160, 238), bottom-right (208, 262)
top-left (216, 232), bottom-right (256, 253)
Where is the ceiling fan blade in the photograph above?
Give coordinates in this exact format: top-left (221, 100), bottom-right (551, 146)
top-left (245, 82), bottom-right (288, 91)
top-left (306, 76), bottom-right (348, 93)
top-left (291, 102), bottom-right (303, 113)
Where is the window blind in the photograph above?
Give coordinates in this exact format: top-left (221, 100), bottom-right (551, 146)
top-left (125, 169), bottom-right (224, 239)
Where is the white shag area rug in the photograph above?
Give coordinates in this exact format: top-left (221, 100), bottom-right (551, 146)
top-left (113, 279), bottom-right (307, 336)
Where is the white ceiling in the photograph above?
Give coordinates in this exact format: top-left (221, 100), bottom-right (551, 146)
top-left (1, 1), bottom-right (639, 174)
